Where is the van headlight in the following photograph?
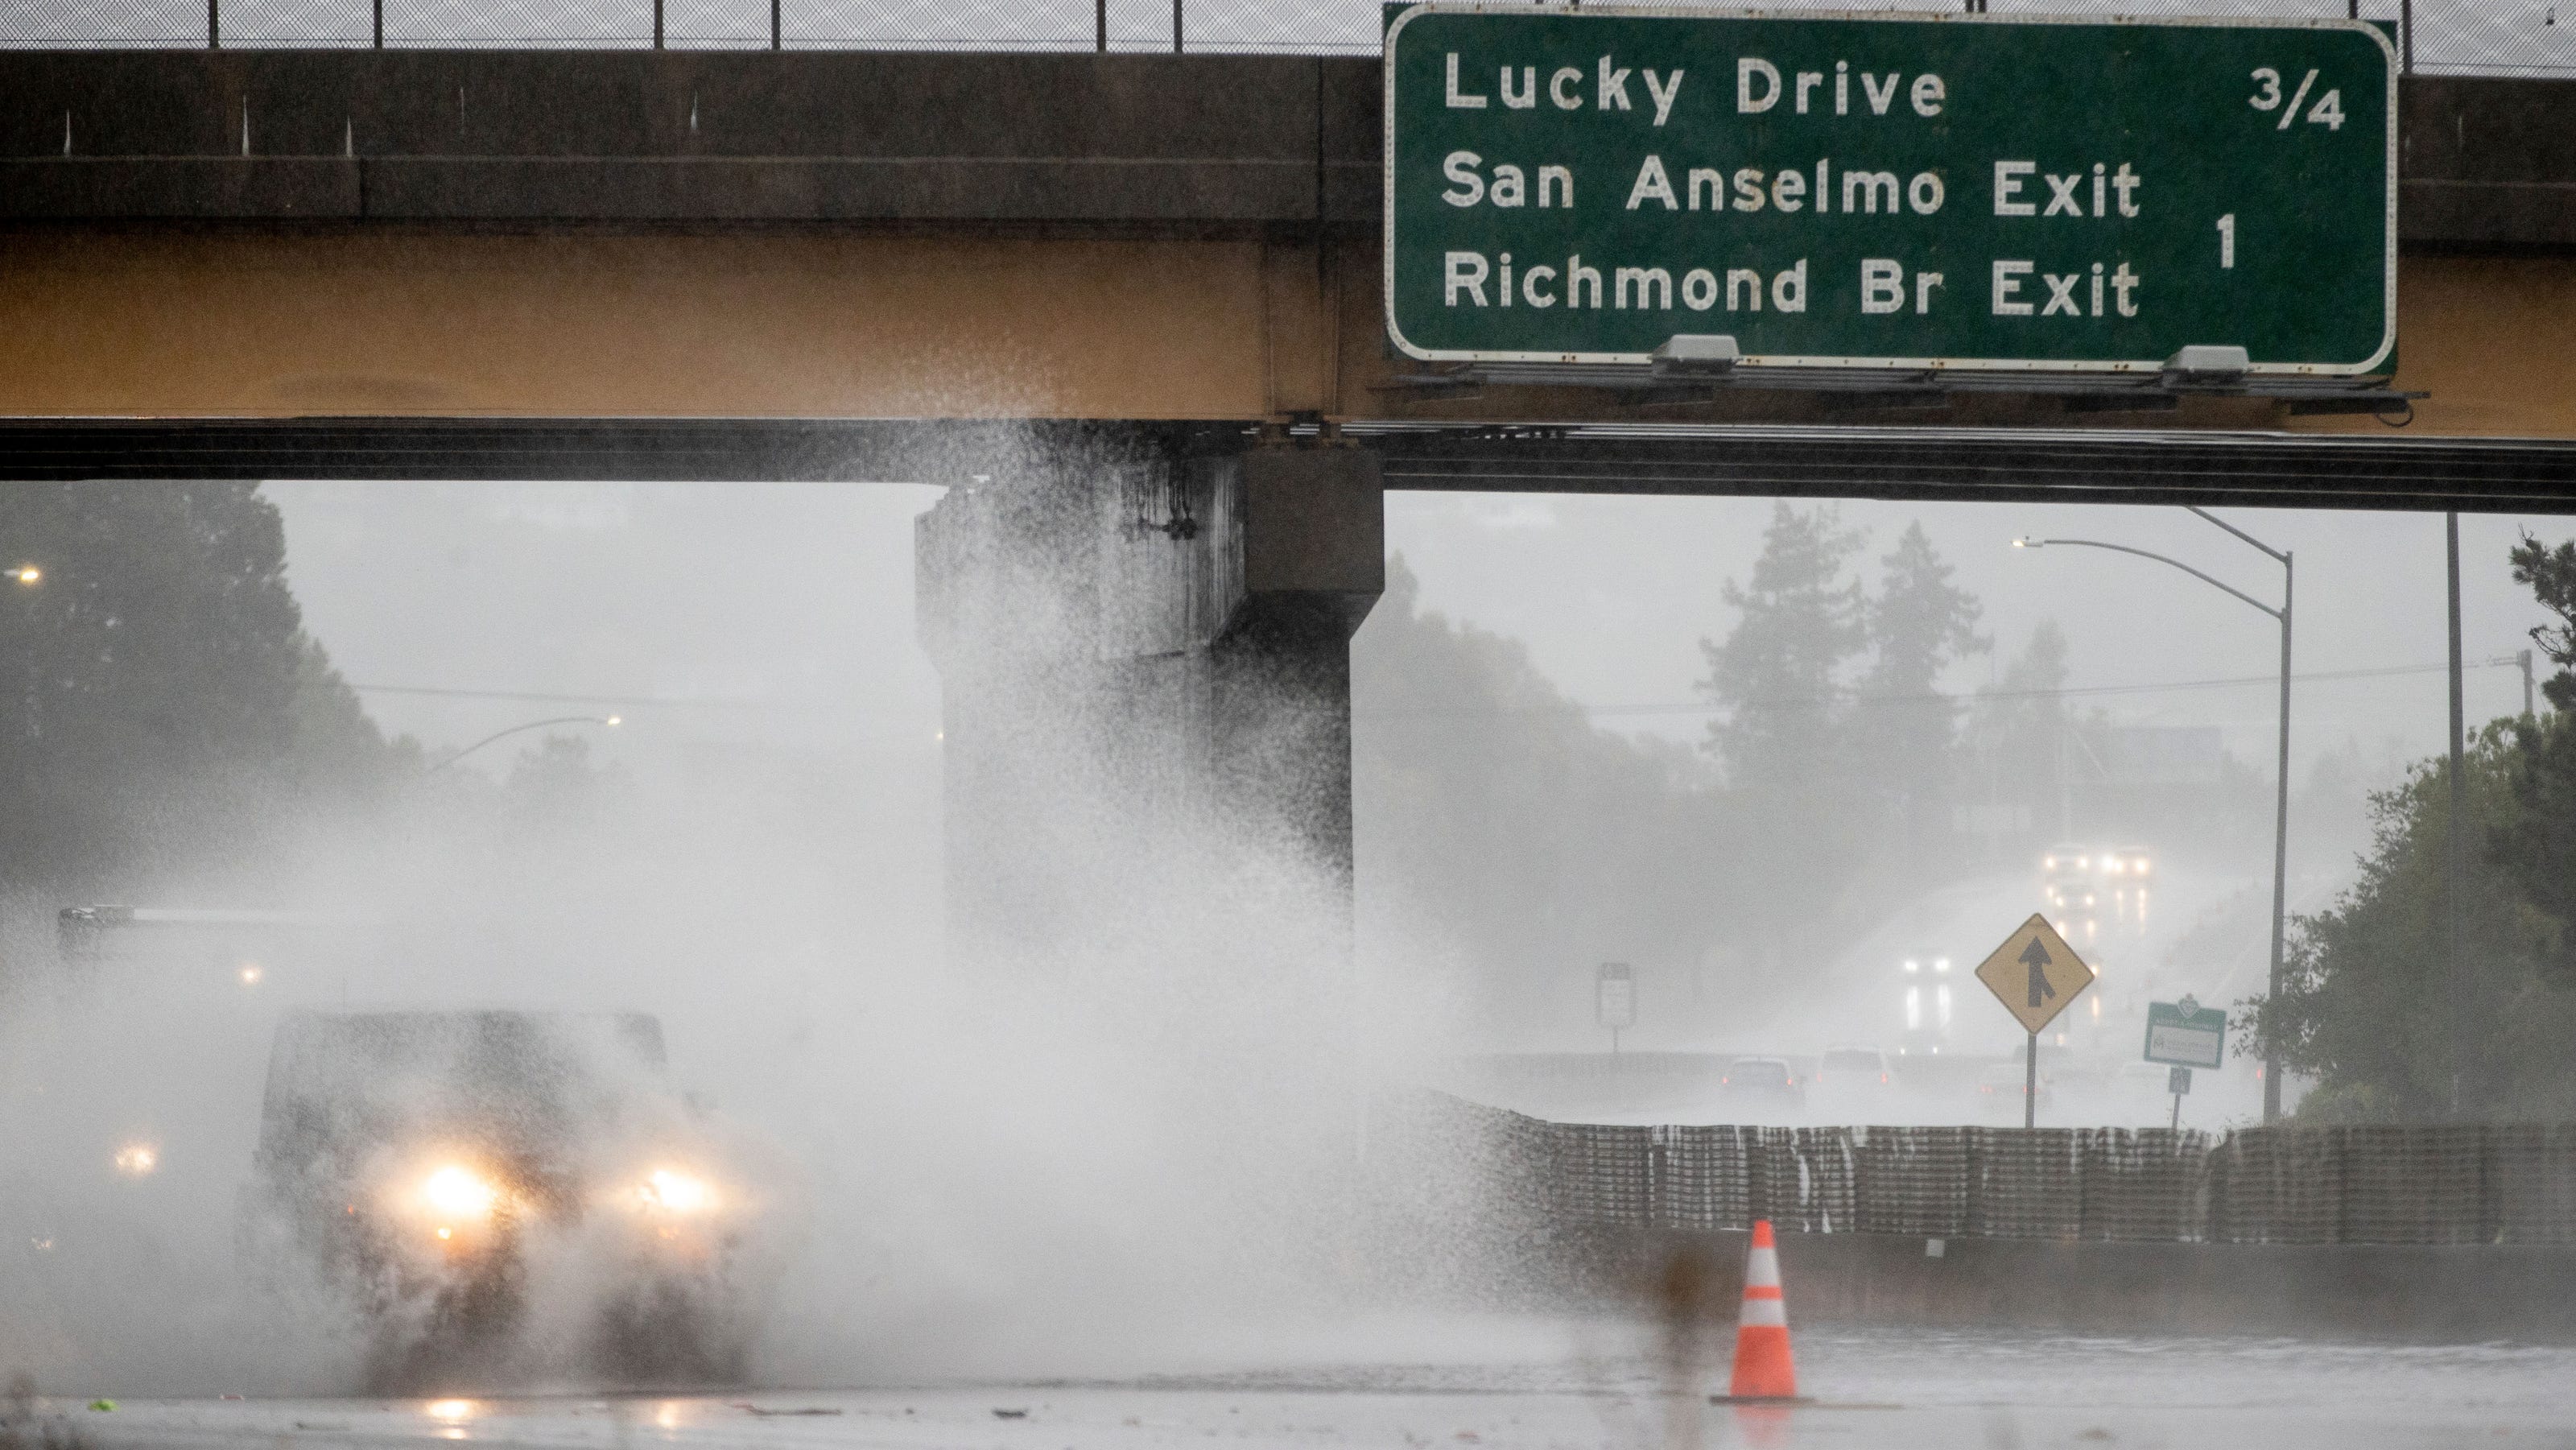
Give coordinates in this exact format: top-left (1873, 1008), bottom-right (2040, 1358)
top-left (635, 1168), bottom-right (718, 1215)
top-left (423, 1164), bottom-right (499, 1220)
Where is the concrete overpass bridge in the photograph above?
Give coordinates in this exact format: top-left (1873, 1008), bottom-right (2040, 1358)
top-left (5, 43), bottom-right (2576, 960)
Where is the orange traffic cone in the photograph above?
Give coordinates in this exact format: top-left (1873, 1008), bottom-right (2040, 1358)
top-left (1727, 1218), bottom-right (1798, 1400)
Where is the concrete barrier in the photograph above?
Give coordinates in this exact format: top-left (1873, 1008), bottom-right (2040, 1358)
top-left (1550, 1225), bottom-right (2576, 1341)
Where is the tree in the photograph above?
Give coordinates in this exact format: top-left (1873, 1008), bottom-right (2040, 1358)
top-left (1698, 502), bottom-right (1868, 931)
top-left (2241, 534), bottom-right (2576, 1120)
top-left (2491, 715), bottom-right (2576, 989)
top-left (2249, 727), bottom-right (2576, 1121)
top-left (2498, 531), bottom-right (2576, 983)
top-left (1856, 522), bottom-right (1988, 861)
top-left (2508, 532), bottom-right (2576, 710)
top-left (0, 481), bottom-right (402, 899)
top-left (1353, 556), bottom-right (1734, 1042)
top-left (1964, 620), bottom-right (2074, 847)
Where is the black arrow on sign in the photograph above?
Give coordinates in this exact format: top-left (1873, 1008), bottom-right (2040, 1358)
top-left (2019, 936), bottom-right (2057, 1009)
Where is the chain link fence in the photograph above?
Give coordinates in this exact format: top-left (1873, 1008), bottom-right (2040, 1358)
top-left (0, 0), bottom-right (2567, 75)
top-left (1400, 1094), bottom-right (2576, 1246)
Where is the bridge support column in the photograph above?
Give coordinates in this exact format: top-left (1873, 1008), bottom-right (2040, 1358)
top-left (916, 436), bottom-right (1383, 972)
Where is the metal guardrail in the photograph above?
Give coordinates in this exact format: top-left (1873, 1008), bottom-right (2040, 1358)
top-left (0, 1), bottom-right (2566, 76)
top-left (1399, 1095), bottom-right (2576, 1246)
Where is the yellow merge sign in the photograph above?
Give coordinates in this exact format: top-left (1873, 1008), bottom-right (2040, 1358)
top-left (1974, 914), bottom-right (2097, 1036)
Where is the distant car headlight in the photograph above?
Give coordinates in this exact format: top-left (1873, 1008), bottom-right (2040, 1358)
top-left (636, 1168), bottom-right (718, 1215)
top-left (422, 1164), bottom-right (500, 1222)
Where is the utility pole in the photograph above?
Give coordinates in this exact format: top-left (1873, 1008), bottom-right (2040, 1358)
top-left (2056, 714), bottom-right (2072, 840)
top-left (2446, 514), bottom-right (2467, 1119)
top-left (2267, 548), bottom-right (2293, 1125)
top-left (2520, 648), bottom-right (2536, 719)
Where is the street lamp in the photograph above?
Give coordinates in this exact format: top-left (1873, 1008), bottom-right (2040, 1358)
top-left (425, 714), bottom-right (621, 774)
top-left (2014, 508), bottom-right (2294, 1124)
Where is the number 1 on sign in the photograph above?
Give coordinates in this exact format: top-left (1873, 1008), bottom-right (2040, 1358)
top-left (2217, 213), bottom-right (2235, 269)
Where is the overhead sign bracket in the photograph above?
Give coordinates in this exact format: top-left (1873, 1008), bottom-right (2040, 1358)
top-left (2165, 345), bottom-right (2253, 378)
top-left (1652, 334), bottom-right (1742, 374)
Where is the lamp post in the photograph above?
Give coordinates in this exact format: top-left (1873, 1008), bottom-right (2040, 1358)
top-left (2014, 508), bottom-right (2293, 1123)
top-left (425, 714), bottom-right (621, 774)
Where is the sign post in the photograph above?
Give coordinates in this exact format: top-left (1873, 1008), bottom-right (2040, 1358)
top-left (2145, 995), bottom-right (2227, 1130)
top-left (1972, 914), bottom-right (2095, 1129)
top-left (1596, 960), bottom-right (1636, 1053)
top-left (1385, 6), bottom-right (2395, 374)
top-left (2166, 1065), bottom-right (2194, 1130)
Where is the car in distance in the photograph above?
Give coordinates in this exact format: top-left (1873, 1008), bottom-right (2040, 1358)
top-left (2104, 844), bottom-right (2156, 932)
top-left (1897, 956), bottom-right (1955, 1051)
top-left (2038, 845), bottom-right (2155, 939)
top-left (240, 1009), bottom-right (782, 1394)
top-left (2039, 845), bottom-right (2096, 915)
top-left (1717, 1056), bottom-right (1805, 1117)
top-left (1807, 1045), bottom-right (1886, 1110)
top-left (1815, 1047), bottom-right (1891, 1087)
top-left (1975, 1058), bottom-right (2055, 1118)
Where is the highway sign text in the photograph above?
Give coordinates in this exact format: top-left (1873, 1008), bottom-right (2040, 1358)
top-left (1384, 6), bottom-right (2396, 371)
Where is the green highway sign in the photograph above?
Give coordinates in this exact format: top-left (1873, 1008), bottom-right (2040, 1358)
top-left (2145, 997), bottom-right (2227, 1069)
top-left (1383, 5), bottom-right (2396, 374)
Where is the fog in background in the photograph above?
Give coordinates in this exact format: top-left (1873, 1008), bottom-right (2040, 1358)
top-left (6, 479), bottom-right (2568, 1395)
top-left (1384, 496), bottom-right (2553, 767)
top-left (1360, 496), bottom-right (2569, 1098)
top-left (259, 483), bottom-right (2573, 1072)
top-left (267, 486), bottom-right (2556, 787)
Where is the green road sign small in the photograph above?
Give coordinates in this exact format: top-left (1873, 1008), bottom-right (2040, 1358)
top-left (1596, 960), bottom-right (1636, 1029)
top-left (2145, 997), bottom-right (2227, 1068)
top-left (1384, 5), bottom-right (2396, 373)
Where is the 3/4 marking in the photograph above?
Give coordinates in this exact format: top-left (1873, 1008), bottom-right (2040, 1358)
top-left (2277, 68), bottom-right (2318, 130)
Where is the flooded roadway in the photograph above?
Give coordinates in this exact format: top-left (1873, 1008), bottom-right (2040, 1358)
top-left (55, 1322), bottom-right (2576, 1450)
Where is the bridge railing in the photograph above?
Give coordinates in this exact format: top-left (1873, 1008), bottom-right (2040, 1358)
top-left (0, 0), bottom-right (2567, 77)
top-left (1387, 1094), bottom-right (2576, 1245)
